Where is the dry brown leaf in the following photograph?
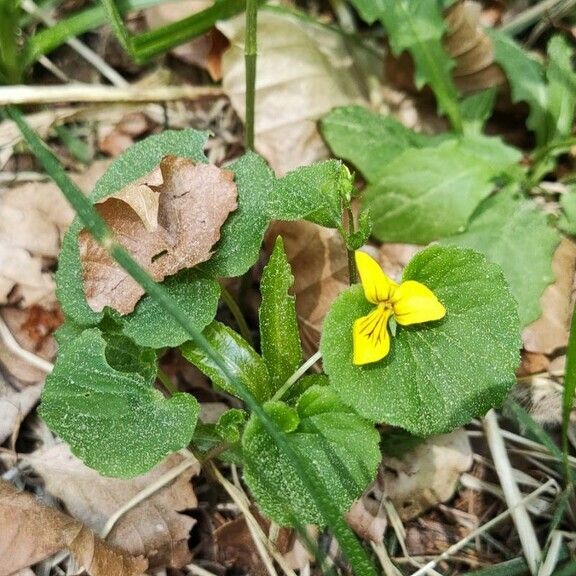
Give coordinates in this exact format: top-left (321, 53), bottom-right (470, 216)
top-left (377, 430), bottom-right (472, 521)
top-left (0, 379), bottom-right (43, 446)
top-left (0, 161), bottom-right (111, 308)
top-left (98, 112), bottom-right (151, 157)
top-left (523, 238), bottom-right (576, 354)
top-left (79, 156), bottom-right (237, 314)
top-left (24, 446), bottom-right (199, 569)
top-left (218, 11), bottom-right (370, 175)
top-left (0, 306), bottom-right (60, 383)
top-left (145, 1), bottom-right (227, 80)
top-left (0, 479), bottom-right (147, 576)
top-left (346, 493), bottom-right (388, 543)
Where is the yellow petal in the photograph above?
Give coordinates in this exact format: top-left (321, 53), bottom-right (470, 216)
top-left (392, 280), bottom-right (446, 326)
top-left (353, 304), bottom-right (393, 365)
top-left (355, 251), bottom-right (398, 304)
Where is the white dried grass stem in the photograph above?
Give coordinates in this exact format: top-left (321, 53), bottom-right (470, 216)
top-left (370, 542), bottom-right (403, 576)
top-left (409, 479), bottom-right (556, 576)
top-left (483, 410), bottom-right (542, 574)
top-left (187, 563), bottom-right (219, 576)
top-left (0, 84), bottom-right (225, 105)
top-left (0, 316), bottom-right (54, 373)
top-left (538, 531), bottom-right (564, 576)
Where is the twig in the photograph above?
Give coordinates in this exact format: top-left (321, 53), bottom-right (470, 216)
top-left (0, 84), bottom-right (224, 105)
top-left (483, 410), bottom-right (543, 574)
top-left (410, 479), bottom-right (556, 576)
top-left (22, 0), bottom-right (128, 87)
top-left (0, 316), bottom-right (53, 373)
top-left (100, 454), bottom-right (200, 539)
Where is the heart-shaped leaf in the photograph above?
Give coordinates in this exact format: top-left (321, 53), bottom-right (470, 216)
top-left (321, 246), bottom-right (521, 436)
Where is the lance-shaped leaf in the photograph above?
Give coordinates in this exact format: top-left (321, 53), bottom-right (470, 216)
top-left (181, 321), bottom-right (272, 402)
top-left (242, 385), bottom-right (380, 526)
top-left (40, 329), bottom-right (199, 477)
top-left (321, 246), bottom-right (521, 436)
top-left (259, 237), bottom-right (302, 393)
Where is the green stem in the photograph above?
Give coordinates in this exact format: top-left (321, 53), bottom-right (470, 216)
top-left (272, 350), bottom-right (322, 401)
top-left (244, 0), bottom-right (258, 151)
top-left (220, 283), bottom-right (253, 345)
top-left (157, 368), bottom-right (178, 395)
top-left (562, 305), bottom-right (576, 487)
top-left (346, 207), bottom-right (357, 285)
top-left (9, 105), bottom-right (376, 576)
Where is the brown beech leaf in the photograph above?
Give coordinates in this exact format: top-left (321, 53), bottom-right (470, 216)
top-left (377, 430), bottom-right (472, 521)
top-left (218, 11), bottom-right (372, 174)
top-left (523, 238), bottom-right (576, 354)
top-left (79, 156), bottom-right (237, 315)
top-left (24, 446), bottom-right (199, 570)
top-left (0, 480), bottom-right (147, 576)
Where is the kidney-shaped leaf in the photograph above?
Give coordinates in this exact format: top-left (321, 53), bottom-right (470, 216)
top-left (242, 385), bottom-right (380, 526)
top-left (321, 246), bottom-right (521, 436)
top-left (40, 329), bottom-right (199, 477)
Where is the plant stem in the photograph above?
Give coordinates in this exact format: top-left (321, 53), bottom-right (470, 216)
top-left (244, 0), bottom-right (258, 151)
top-left (220, 283), bottom-right (253, 345)
top-left (562, 306), bottom-right (576, 487)
top-left (272, 350), bottom-right (322, 401)
top-left (346, 207), bottom-right (357, 285)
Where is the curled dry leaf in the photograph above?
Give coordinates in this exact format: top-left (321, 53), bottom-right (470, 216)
top-left (23, 446), bottom-right (200, 570)
top-left (523, 238), bottom-right (576, 354)
top-left (346, 492), bottom-right (388, 543)
top-left (79, 156), bottom-right (237, 315)
top-left (218, 11), bottom-right (371, 174)
top-left (0, 480), bottom-right (147, 576)
top-left (377, 430), bottom-right (472, 521)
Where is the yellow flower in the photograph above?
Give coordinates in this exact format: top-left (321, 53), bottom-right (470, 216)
top-left (353, 251), bottom-right (446, 366)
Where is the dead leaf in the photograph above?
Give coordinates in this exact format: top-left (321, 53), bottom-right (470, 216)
top-left (346, 492), bottom-right (388, 543)
top-left (377, 430), bottom-right (473, 521)
top-left (0, 306), bottom-right (59, 383)
top-left (79, 156), bottom-right (237, 314)
top-left (23, 446), bottom-right (199, 569)
top-left (144, 1), bottom-right (227, 80)
top-left (218, 11), bottom-right (373, 174)
top-left (523, 238), bottom-right (576, 354)
top-left (0, 161), bottom-right (111, 308)
top-left (517, 351), bottom-right (550, 377)
top-left (98, 112), bottom-right (151, 157)
top-left (0, 378), bottom-right (43, 446)
top-left (0, 479), bottom-right (147, 576)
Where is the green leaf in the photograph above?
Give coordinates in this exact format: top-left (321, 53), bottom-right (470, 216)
top-left (259, 237), bottom-right (302, 392)
top-left (461, 88), bottom-right (497, 136)
top-left (103, 330), bottom-right (157, 383)
top-left (320, 105), bottom-right (439, 182)
top-left (216, 408), bottom-right (247, 443)
top-left (441, 188), bottom-right (560, 327)
top-left (205, 152), bottom-right (348, 277)
top-left (56, 129), bottom-right (210, 327)
top-left (242, 385), bottom-right (380, 526)
top-left (364, 136), bottom-right (522, 244)
top-left (39, 329), bottom-right (199, 477)
top-left (487, 29), bottom-right (548, 144)
top-left (350, 0), bottom-right (461, 130)
top-left (321, 246), bottom-right (521, 436)
top-left (559, 185), bottom-right (576, 236)
top-left (181, 321), bottom-right (272, 402)
top-left (546, 35), bottom-right (576, 144)
top-left (119, 270), bottom-right (220, 349)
